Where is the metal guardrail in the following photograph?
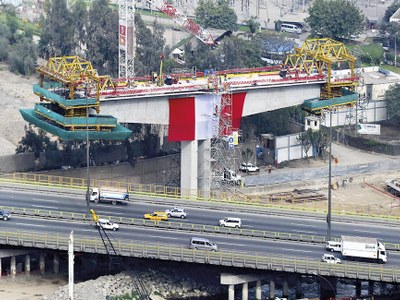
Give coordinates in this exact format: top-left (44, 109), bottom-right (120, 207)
top-left (3, 205), bottom-right (400, 253)
top-left (0, 229), bottom-right (398, 283)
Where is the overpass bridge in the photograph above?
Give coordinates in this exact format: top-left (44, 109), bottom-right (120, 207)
top-left (20, 39), bottom-right (360, 194)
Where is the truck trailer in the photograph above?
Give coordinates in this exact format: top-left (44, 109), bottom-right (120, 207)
top-left (340, 235), bottom-right (387, 263)
top-left (90, 187), bottom-right (129, 205)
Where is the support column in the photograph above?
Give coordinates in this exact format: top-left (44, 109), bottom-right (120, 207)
top-left (181, 141), bottom-right (198, 198)
top-left (368, 281), bottom-right (374, 297)
top-left (255, 280), bottom-right (262, 300)
top-left (10, 256), bottom-right (16, 278)
top-left (242, 282), bottom-right (248, 300)
top-left (198, 139), bottom-right (211, 197)
top-left (282, 278), bottom-right (289, 298)
top-left (25, 255), bottom-right (31, 276)
top-left (355, 280), bottom-right (362, 298)
top-left (40, 253), bottom-right (45, 275)
top-left (295, 276), bottom-right (303, 299)
top-left (228, 284), bottom-right (234, 300)
top-left (53, 253), bottom-right (59, 274)
top-left (269, 279), bottom-right (275, 299)
top-left (0, 258), bottom-right (2, 277)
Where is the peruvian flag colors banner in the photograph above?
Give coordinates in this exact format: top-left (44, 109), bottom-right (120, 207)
top-left (168, 92), bottom-right (246, 141)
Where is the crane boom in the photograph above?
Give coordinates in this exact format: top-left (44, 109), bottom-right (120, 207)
top-left (146, 0), bottom-right (216, 46)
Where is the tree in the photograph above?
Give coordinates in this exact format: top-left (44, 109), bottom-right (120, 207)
top-left (384, 83), bottom-right (400, 124)
top-left (246, 16), bottom-right (260, 36)
top-left (39, 0), bottom-right (75, 58)
top-left (8, 38), bottom-right (38, 75)
top-left (86, 0), bottom-right (119, 76)
top-left (297, 129), bottom-right (313, 161)
top-left (16, 126), bottom-right (58, 159)
top-left (195, 0), bottom-right (239, 31)
top-left (71, 0), bottom-right (88, 55)
top-left (305, 0), bottom-right (364, 40)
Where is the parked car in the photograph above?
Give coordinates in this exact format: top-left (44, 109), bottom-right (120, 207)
top-left (96, 218), bottom-right (119, 231)
top-left (144, 212), bottom-right (168, 221)
top-left (321, 254), bottom-right (341, 264)
top-left (218, 217), bottom-right (242, 228)
top-left (239, 163), bottom-right (259, 173)
top-left (165, 207), bottom-right (187, 219)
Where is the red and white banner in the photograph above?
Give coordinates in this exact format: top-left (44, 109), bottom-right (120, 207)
top-left (168, 92), bottom-right (246, 141)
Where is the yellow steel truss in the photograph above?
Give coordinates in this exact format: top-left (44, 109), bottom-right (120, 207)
top-left (285, 38), bottom-right (358, 99)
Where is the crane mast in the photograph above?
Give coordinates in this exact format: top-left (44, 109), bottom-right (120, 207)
top-left (118, 0), bottom-right (136, 79)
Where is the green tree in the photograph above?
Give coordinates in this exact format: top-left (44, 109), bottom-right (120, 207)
top-left (195, 0), bottom-right (239, 31)
top-left (86, 0), bottom-right (119, 76)
top-left (385, 83), bottom-right (400, 124)
top-left (71, 0), bottom-right (88, 53)
top-left (246, 16), bottom-right (260, 36)
top-left (306, 0), bottom-right (364, 40)
top-left (0, 37), bottom-right (10, 61)
top-left (8, 38), bottom-right (38, 75)
top-left (384, 1), bottom-right (400, 23)
top-left (297, 129), bottom-right (313, 161)
top-left (134, 14), bottom-right (166, 77)
top-left (39, 0), bottom-right (75, 58)
top-left (16, 126), bottom-right (58, 159)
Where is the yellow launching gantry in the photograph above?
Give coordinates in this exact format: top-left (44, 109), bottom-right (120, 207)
top-left (35, 56), bottom-right (115, 115)
top-left (285, 38), bottom-right (358, 99)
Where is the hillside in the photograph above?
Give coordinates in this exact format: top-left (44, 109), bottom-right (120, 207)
top-left (0, 64), bottom-right (38, 156)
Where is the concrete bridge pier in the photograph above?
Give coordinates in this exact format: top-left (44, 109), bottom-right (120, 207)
top-left (282, 277), bottom-right (289, 298)
top-left (355, 280), bottom-right (362, 298)
top-left (241, 282), bottom-right (248, 300)
top-left (10, 255), bottom-right (16, 278)
top-left (255, 280), bottom-right (262, 300)
top-left (53, 253), bottom-right (59, 274)
top-left (228, 284), bottom-right (235, 300)
top-left (296, 276), bottom-right (304, 299)
top-left (269, 279), bottom-right (275, 299)
top-left (181, 141), bottom-right (198, 197)
top-left (198, 139), bottom-right (211, 196)
top-left (40, 253), bottom-right (45, 275)
top-left (25, 254), bottom-right (31, 276)
top-left (0, 257), bottom-right (2, 277)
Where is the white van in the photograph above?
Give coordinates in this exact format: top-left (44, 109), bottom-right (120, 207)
top-left (189, 237), bottom-right (218, 251)
top-left (281, 23), bottom-right (302, 34)
top-left (219, 217), bottom-right (242, 228)
top-left (326, 241), bottom-right (342, 252)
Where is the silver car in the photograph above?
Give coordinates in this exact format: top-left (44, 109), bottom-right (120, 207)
top-left (165, 207), bottom-right (187, 219)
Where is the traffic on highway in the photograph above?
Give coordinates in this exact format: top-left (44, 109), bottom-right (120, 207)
top-left (0, 187), bottom-right (399, 269)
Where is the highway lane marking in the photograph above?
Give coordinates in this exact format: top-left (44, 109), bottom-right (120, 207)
top-left (15, 223), bottom-right (46, 227)
top-left (289, 223), bottom-right (317, 227)
top-left (32, 198), bottom-right (60, 203)
top-left (31, 204), bottom-right (59, 210)
top-left (290, 230), bottom-right (316, 234)
top-left (352, 229), bottom-right (381, 234)
top-left (280, 248), bottom-right (314, 253)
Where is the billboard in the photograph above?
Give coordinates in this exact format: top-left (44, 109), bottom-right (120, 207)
top-left (357, 124), bottom-right (381, 135)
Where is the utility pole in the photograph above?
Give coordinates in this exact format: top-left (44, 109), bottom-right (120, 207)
top-left (68, 231), bottom-right (74, 300)
top-left (327, 109), bottom-right (332, 241)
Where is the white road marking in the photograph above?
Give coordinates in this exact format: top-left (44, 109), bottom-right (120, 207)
top-left (147, 235), bottom-right (180, 240)
top-left (31, 205), bottom-right (59, 210)
top-left (290, 223), bottom-right (317, 227)
top-left (352, 229), bottom-right (381, 234)
top-left (15, 223), bottom-right (46, 227)
top-left (280, 248), bottom-right (314, 253)
top-left (290, 230), bottom-right (316, 234)
top-left (32, 198), bottom-right (60, 203)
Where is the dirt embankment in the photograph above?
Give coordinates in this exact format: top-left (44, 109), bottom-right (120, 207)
top-left (0, 64), bottom-right (38, 156)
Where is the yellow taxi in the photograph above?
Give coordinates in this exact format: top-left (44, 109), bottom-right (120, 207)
top-left (143, 212), bottom-right (168, 221)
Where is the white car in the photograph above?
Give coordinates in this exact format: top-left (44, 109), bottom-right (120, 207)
top-left (239, 163), bottom-right (259, 173)
top-left (219, 217), bottom-right (242, 228)
top-left (321, 254), bottom-right (341, 264)
top-left (96, 219), bottom-right (119, 231)
top-left (165, 207), bottom-right (187, 219)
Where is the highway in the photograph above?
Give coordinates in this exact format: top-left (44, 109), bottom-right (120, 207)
top-left (1, 188), bottom-right (400, 245)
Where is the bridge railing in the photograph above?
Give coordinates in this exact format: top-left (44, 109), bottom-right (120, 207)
top-left (0, 229), bottom-right (398, 283)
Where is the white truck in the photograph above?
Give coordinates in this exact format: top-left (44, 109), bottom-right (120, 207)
top-left (90, 187), bottom-right (129, 205)
top-left (340, 235), bottom-right (387, 263)
top-left (385, 178), bottom-right (400, 197)
top-left (222, 169), bottom-right (242, 186)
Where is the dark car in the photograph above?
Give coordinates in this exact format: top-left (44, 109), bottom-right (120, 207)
top-left (0, 209), bottom-right (11, 220)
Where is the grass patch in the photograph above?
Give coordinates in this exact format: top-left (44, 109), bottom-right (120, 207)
top-left (380, 64), bottom-right (400, 75)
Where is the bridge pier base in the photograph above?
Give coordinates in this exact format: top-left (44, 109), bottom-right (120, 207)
top-left (53, 253), bottom-right (59, 274)
top-left (228, 284), bottom-right (234, 300)
top-left (181, 141), bottom-right (198, 197)
top-left (10, 256), bottom-right (16, 278)
top-left (40, 253), bottom-right (45, 275)
top-left (269, 279), bottom-right (275, 299)
top-left (255, 280), bottom-right (261, 300)
top-left (198, 139), bottom-right (211, 196)
top-left (25, 254), bottom-right (31, 276)
top-left (356, 280), bottom-right (362, 298)
top-left (242, 282), bottom-right (248, 300)
top-left (282, 277), bottom-right (289, 298)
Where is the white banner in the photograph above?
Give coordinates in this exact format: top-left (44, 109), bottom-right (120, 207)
top-left (357, 124), bottom-right (381, 135)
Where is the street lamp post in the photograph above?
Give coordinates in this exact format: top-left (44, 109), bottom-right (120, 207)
top-left (327, 109), bottom-right (332, 241)
top-left (85, 92), bottom-right (91, 216)
top-left (312, 272), bottom-right (336, 299)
